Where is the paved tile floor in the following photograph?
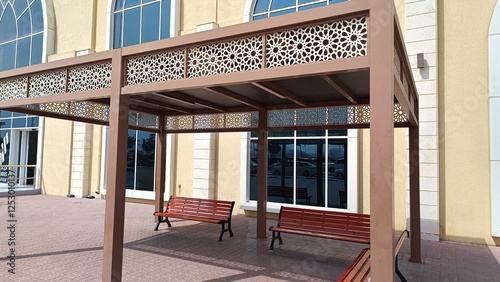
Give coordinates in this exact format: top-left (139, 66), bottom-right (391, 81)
top-left (0, 195), bottom-right (499, 281)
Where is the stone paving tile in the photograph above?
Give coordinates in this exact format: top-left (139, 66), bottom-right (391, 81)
top-left (0, 195), bottom-right (499, 281)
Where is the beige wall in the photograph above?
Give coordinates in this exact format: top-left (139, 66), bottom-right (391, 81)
top-left (438, 0), bottom-right (497, 245)
top-left (173, 134), bottom-right (195, 197)
top-left (216, 133), bottom-right (242, 212)
top-left (180, 0), bottom-right (246, 35)
top-left (40, 118), bottom-right (73, 196)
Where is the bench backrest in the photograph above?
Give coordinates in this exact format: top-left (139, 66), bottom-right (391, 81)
top-left (166, 196), bottom-right (234, 219)
top-left (278, 206), bottom-right (370, 241)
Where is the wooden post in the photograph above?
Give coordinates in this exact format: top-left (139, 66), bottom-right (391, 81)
top-left (155, 116), bottom-right (166, 221)
top-left (409, 117), bottom-right (422, 263)
top-left (369, 0), bottom-right (396, 280)
top-left (257, 109), bottom-right (268, 238)
top-left (102, 49), bottom-right (129, 281)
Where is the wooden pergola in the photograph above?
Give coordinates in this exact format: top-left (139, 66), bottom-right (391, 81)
top-left (0, 1), bottom-right (421, 281)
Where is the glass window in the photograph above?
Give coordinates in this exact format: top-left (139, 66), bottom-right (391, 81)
top-left (113, 0), bottom-right (173, 48)
top-left (0, 0), bottom-right (45, 71)
top-left (253, 0), bottom-right (348, 21)
top-left (249, 1), bottom-right (351, 209)
top-left (124, 129), bottom-right (156, 191)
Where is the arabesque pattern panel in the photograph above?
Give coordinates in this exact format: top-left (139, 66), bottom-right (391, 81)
top-left (29, 71), bottom-right (66, 97)
top-left (188, 36), bottom-right (262, 78)
top-left (266, 17), bottom-right (367, 68)
top-left (126, 50), bottom-right (185, 85)
top-left (68, 62), bottom-right (112, 92)
top-left (0, 77), bottom-right (27, 100)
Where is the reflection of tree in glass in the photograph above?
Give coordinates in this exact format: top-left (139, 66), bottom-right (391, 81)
top-left (138, 134), bottom-right (155, 167)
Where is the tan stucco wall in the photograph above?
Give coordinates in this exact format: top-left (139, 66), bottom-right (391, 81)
top-left (90, 125), bottom-right (103, 195)
top-left (180, 0), bottom-right (246, 35)
top-left (438, 0), bottom-right (497, 245)
top-left (173, 134), bottom-right (195, 197)
top-left (40, 118), bottom-right (73, 196)
top-left (216, 133), bottom-right (242, 212)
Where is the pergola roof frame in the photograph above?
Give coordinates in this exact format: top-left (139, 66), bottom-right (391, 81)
top-left (0, 1), bottom-right (420, 281)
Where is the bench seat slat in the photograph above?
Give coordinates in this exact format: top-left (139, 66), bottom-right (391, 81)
top-left (271, 227), bottom-right (370, 244)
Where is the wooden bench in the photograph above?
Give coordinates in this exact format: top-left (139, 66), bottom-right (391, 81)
top-left (336, 230), bottom-right (409, 282)
top-left (268, 206), bottom-right (370, 250)
top-left (267, 186), bottom-right (312, 204)
top-left (153, 196), bottom-right (235, 241)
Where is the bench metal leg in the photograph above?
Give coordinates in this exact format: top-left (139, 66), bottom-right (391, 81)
top-left (154, 217), bottom-right (171, 231)
top-left (228, 221), bottom-right (234, 237)
top-left (270, 231), bottom-right (283, 250)
top-left (219, 223), bottom-right (227, 242)
top-left (395, 256), bottom-right (407, 282)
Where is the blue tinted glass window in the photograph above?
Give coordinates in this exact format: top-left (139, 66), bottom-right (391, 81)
top-left (0, 111), bottom-right (13, 118)
top-left (13, 0), bottom-right (27, 15)
top-left (113, 12), bottom-right (123, 49)
top-left (115, 0), bottom-right (125, 9)
top-left (16, 37), bottom-right (31, 68)
top-left (160, 0), bottom-right (171, 39)
top-left (31, 0), bottom-right (43, 32)
top-left (0, 120), bottom-right (12, 129)
top-left (12, 118), bottom-right (27, 128)
top-left (270, 0), bottom-right (291, 10)
top-left (142, 2), bottom-right (160, 43)
top-left (27, 117), bottom-right (39, 127)
top-left (123, 8), bottom-right (141, 47)
top-left (299, 0), bottom-right (320, 4)
top-left (298, 2), bottom-right (325, 11)
top-left (124, 0), bottom-right (141, 9)
top-left (254, 0), bottom-right (270, 14)
top-left (18, 10), bottom-right (32, 37)
top-left (113, 0), bottom-right (173, 48)
top-left (0, 42), bottom-right (16, 71)
top-left (0, 5), bottom-right (16, 42)
top-left (330, 0), bottom-right (347, 4)
top-left (31, 33), bottom-right (43, 65)
top-left (270, 8), bottom-right (295, 17)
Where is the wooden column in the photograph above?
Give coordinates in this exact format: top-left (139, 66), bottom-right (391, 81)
top-left (369, 0), bottom-right (396, 280)
top-left (155, 117), bottom-right (166, 221)
top-left (102, 49), bottom-right (129, 282)
top-left (409, 117), bottom-right (422, 263)
top-left (257, 109), bottom-right (268, 238)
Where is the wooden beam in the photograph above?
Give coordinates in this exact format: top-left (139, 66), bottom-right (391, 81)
top-left (252, 81), bottom-right (308, 107)
top-left (393, 70), bottom-right (418, 126)
top-left (321, 74), bottom-right (359, 104)
top-left (205, 87), bottom-right (264, 110)
top-left (153, 91), bottom-right (226, 112)
top-left (409, 105), bottom-right (421, 263)
top-left (155, 116), bottom-right (167, 226)
top-left (130, 97), bottom-right (192, 115)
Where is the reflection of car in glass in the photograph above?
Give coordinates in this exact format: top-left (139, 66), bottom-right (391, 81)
top-left (334, 168), bottom-right (344, 180)
top-left (324, 158), bottom-right (345, 174)
top-left (271, 161), bottom-right (317, 177)
top-left (250, 160), bottom-right (258, 174)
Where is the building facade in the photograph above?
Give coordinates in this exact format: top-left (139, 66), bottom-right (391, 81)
top-left (1, 0), bottom-right (498, 246)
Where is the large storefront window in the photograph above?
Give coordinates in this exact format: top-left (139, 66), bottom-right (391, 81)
top-left (126, 130), bottom-right (155, 191)
top-left (0, 111), bottom-right (39, 185)
top-left (249, 130), bottom-right (347, 209)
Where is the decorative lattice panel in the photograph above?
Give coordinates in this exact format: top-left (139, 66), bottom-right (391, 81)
top-left (225, 112), bottom-right (259, 128)
top-left (266, 17), bottom-right (367, 68)
top-left (346, 105), bottom-right (370, 124)
top-left (29, 71), bottom-right (66, 97)
top-left (327, 107), bottom-right (348, 124)
top-left (296, 108), bottom-right (327, 126)
top-left (126, 50), bottom-right (185, 85)
top-left (164, 112), bottom-right (259, 131)
top-left (24, 102), bottom-right (69, 115)
top-left (394, 103), bottom-right (408, 123)
top-left (137, 112), bottom-right (160, 130)
top-left (0, 77), bottom-right (27, 100)
top-left (187, 36), bottom-right (262, 78)
top-left (68, 62), bottom-right (112, 92)
top-left (69, 101), bottom-right (110, 122)
top-left (268, 110), bottom-right (296, 127)
top-left (165, 116), bottom-right (194, 130)
top-left (193, 114), bottom-right (225, 129)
